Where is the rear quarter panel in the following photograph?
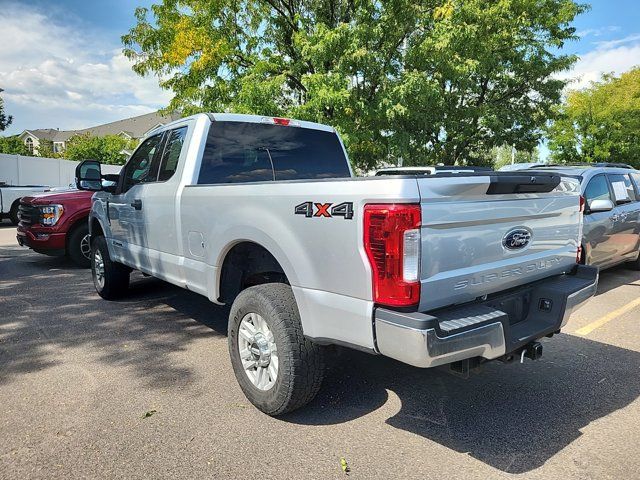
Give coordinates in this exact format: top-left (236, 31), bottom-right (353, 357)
top-left (180, 177), bottom-right (420, 298)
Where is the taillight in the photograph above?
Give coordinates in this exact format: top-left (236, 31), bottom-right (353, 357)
top-left (576, 195), bottom-right (585, 263)
top-left (363, 204), bottom-right (421, 307)
top-left (261, 116), bottom-right (300, 127)
top-left (272, 117), bottom-right (290, 126)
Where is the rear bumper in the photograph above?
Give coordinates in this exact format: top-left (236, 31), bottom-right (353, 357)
top-left (374, 265), bottom-right (598, 368)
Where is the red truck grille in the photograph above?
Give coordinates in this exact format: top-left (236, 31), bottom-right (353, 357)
top-left (18, 202), bottom-right (39, 226)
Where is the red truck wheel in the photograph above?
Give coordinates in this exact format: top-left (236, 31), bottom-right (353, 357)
top-left (67, 224), bottom-right (91, 268)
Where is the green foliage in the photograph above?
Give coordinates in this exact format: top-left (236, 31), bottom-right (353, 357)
top-left (492, 145), bottom-right (540, 170)
top-left (0, 95), bottom-right (12, 132)
top-left (36, 139), bottom-right (58, 158)
top-left (547, 67), bottom-right (640, 168)
top-left (0, 135), bottom-right (29, 155)
top-left (64, 134), bottom-right (135, 165)
top-left (123, 0), bottom-right (586, 171)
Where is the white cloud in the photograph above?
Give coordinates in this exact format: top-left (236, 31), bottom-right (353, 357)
top-left (0, 3), bottom-right (172, 135)
top-left (592, 33), bottom-right (640, 49)
top-left (558, 35), bottom-right (640, 90)
top-left (575, 25), bottom-right (621, 39)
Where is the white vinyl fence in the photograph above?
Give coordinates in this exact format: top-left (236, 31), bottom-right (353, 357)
top-left (0, 154), bottom-right (121, 187)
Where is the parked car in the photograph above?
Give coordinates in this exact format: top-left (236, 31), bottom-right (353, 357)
top-left (528, 164), bottom-right (640, 270)
top-left (16, 180), bottom-right (116, 267)
top-left (75, 113), bottom-right (597, 415)
top-left (0, 184), bottom-right (50, 225)
top-left (375, 165), bottom-right (493, 176)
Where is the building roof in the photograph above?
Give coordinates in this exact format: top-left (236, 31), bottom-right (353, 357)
top-left (21, 128), bottom-right (63, 141)
top-left (19, 111), bottom-right (182, 143)
top-left (74, 111), bottom-right (181, 139)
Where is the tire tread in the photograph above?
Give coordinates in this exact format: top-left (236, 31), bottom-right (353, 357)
top-left (229, 283), bottom-right (324, 415)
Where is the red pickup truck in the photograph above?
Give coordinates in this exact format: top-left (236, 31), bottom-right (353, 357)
top-left (16, 189), bottom-right (94, 267)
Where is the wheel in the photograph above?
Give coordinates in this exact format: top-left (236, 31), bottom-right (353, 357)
top-left (91, 235), bottom-right (130, 299)
top-left (228, 283), bottom-right (324, 416)
top-left (9, 201), bottom-right (20, 225)
top-left (67, 223), bottom-right (91, 268)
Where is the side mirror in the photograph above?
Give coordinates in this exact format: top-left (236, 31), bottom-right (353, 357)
top-left (75, 160), bottom-right (103, 191)
top-left (587, 198), bottom-right (614, 213)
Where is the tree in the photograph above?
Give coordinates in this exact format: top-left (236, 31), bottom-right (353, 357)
top-left (0, 135), bottom-right (29, 155)
top-left (123, 0), bottom-right (585, 170)
top-left (492, 145), bottom-right (540, 170)
top-left (547, 67), bottom-right (640, 168)
top-left (64, 134), bottom-right (135, 165)
top-left (36, 139), bottom-right (58, 158)
top-left (0, 94), bottom-right (12, 132)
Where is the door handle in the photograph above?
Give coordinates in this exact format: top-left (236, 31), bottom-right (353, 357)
top-left (131, 199), bottom-right (142, 210)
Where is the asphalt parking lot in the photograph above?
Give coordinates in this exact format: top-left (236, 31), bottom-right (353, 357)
top-left (1, 223), bottom-right (639, 479)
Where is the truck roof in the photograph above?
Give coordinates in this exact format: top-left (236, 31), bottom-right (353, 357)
top-left (148, 113), bottom-right (336, 136)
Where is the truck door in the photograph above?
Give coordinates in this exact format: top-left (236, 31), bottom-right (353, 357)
top-left (606, 173), bottom-right (640, 260)
top-left (582, 174), bottom-right (617, 266)
top-left (108, 133), bottom-right (164, 269)
top-left (133, 125), bottom-right (189, 284)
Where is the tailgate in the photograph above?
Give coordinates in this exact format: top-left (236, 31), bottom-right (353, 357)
top-left (417, 173), bottom-right (581, 311)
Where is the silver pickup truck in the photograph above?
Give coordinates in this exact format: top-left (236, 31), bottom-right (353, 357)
top-left (76, 113), bottom-right (598, 415)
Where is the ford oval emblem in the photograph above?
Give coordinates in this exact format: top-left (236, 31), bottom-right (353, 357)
top-left (503, 228), bottom-right (532, 250)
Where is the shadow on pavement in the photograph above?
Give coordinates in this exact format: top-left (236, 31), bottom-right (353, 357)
top-left (2, 246), bottom-right (639, 473)
top-left (284, 334), bottom-right (640, 473)
top-left (0, 247), bottom-right (228, 389)
top-left (594, 263), bottom-right (640, 296)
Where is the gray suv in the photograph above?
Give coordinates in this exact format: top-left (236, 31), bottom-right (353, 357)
top-left (531, 164), bottom-right (640, 270)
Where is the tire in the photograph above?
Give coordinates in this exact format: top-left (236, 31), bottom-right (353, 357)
top-left (67, 223), bottom-right (91, 268)
top-left (228, 283), bottom-right (324, 416)
top-left (9, 201), bottom-right (20, 225)
top-left (91, 235), bottom-right (130, 299)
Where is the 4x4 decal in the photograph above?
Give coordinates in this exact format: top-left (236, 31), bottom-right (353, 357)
top-left (294, 201), bottom-right (354, 220)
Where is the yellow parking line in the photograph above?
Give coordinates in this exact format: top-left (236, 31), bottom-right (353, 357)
top-left (575, 297), bottom-right (640, 336)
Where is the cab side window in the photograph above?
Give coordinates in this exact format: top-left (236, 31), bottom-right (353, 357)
top-left (158, 127), bottom-right (187, 181)
top-left (631, 173), bottom-right (640, 197)
top-left (122, 134), bottom-right (163, 192)
top-left (584, 174), bottom-right (611, 208)
top-left (607, 173), bottom-right (637, 204)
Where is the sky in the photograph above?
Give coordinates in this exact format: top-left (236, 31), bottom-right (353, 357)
top-left (1, 0), bottom-right (639, 155)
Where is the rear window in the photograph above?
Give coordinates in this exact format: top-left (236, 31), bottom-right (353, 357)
top-left (198, 122), bottom-right (350, 185)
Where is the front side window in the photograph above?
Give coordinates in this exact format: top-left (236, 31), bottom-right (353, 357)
top-left (584, 174), bottom-right (611, 207)
top-left (607, 173), bottom-right (636, 203)
top-left (122, 134), bottom-right (163, 192)
top-left (197, 122), bottom-right (350, 184)
top-left (158, 127), bottom-right (188, 181)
